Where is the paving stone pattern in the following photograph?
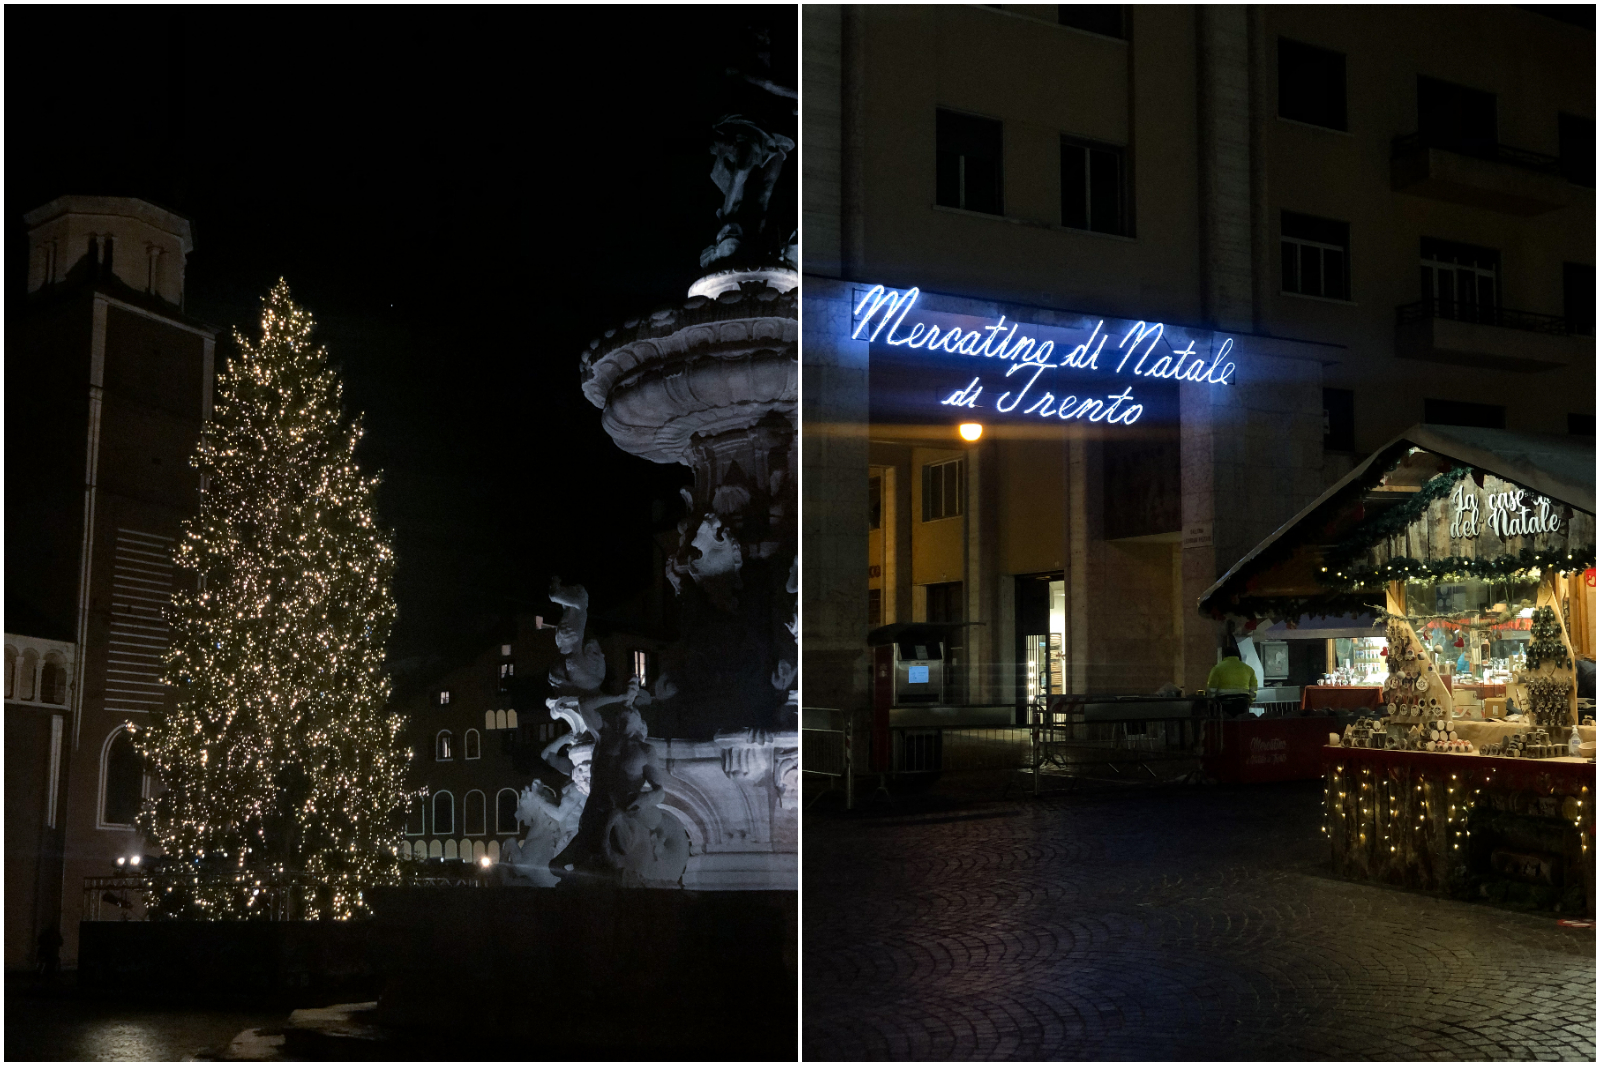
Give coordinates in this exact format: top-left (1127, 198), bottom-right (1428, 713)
top-left (803, 780), bottom-right (1596, 1061)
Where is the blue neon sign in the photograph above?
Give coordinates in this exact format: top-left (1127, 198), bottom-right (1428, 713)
top-left (854, 285), bottom-right (1236, 428)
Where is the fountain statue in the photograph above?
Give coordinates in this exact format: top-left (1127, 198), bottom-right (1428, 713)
top-left (565, 37), bottom-right (798, 889)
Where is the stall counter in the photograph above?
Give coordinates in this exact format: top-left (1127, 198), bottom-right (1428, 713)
top-left (1324, 745), bottom-right (1595, 914)
top-left (1301, 685), bottom-right (1385, 711)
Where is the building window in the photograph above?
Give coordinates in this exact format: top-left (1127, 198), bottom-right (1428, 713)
top-left (922, 458), bottom-right (963, 522)
top-left (405, 796), bottom-right (426, 836)
top-left (1424, 398), bottom-right (1505, 430)
top-left (868, 475), bottom-right (883, 531)
top-left (936, 109), bottom-right (1003, 215)
top-left (463, 790), bottom-right (487, 836)
top-left (436, 730), bottom-right (453, 761)
top-left (40, 654), bottom-right (67, 705)
top-left (497, 788), bottom-right (520, 834)
top-left (1420, 238), bottom-right (1498, 322)
top-left (632, 650), bottom-right (650, 685)
top-left (20, 648), bottom-right (37, 701)
top-left (1057, 5), bottom-right (1123, 38)
top-left (1560, 113), bottom-right (1595, 187)
top-left (868, 588), bottom-right (883, 627)
top-left (437, 690), bottom-right (450, 706)
top-left (1323, 388), bottom-right (1356, 452)
top-left (1278, 38), bottom-right (1346, 131)
top-left (926, 581), bottom-right (964, 624)
top-left (1060, 138), bottom-right (1128, 235)
top-left (432, 791), bottom-right (454, 836)
top-left (1417, 76), bottom-right (1496, 154)
top-left (1570, 413), bottom-right (1596, 436)
top-left (464, 728), bottom-right (481, 760)
top-left (500, 662), bottom-right (514, 678)
top-left (1281, 212), bottom-right (1350, 300)
top-left (1564, 263), bottom-right (1595, 335)
top-left (101, 727), bottom-right (144, 827)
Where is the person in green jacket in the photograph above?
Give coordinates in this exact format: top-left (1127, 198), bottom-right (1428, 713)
top-left (1206, 652), bottom-right (1258, 696)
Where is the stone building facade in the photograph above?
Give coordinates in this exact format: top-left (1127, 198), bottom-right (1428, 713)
top-left (800, 6), bottom-right (1594, 722)
top-left (391, 613), bottom-right (670, 869)
top-left (5, 196), bottom-right (216, 966)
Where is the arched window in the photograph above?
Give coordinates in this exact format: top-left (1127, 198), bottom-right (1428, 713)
top-left (494, 709), bottom-right (506, 731)
top-left (413, 840), bottom-right (428, 860)
top-left (432, 790), bottom-right (454, 835)
top-left (463, 790), bottom-right (487, 835)
top-left (506, 709), bottom-right (518, 729)
top-left (496, 788), bottom-right (519, 834)
top-left (101, 727), bottom-right (144, 826)
top-left (472, 840), bottom-right (487, 862)
top-left (487, 840), bottom-right (501, 862)
top-left (443, 839), bottom-right (459, 861)
top-left (464, 729), bottom-right (481, 760)
top-left (404, 796), bottom-right (425, 836)
top-left (20, 649), bottom-right (38, 701)
top-left (5, 645), bottom-right (16, 700)
top-left (435, 730), bottom-right (453, 761)
top-left (427, 839), bottom-right (442, 859)
top-left (40, 654), bottom-right (66, 705)
top-left (485, 710), bottom-right (496, 731)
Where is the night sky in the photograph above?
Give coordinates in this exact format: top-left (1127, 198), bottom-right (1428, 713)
top-left (6, 7), bottom-right (799, 673)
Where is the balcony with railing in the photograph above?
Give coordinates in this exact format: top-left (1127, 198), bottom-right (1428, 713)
top-left (1395, 298), bottom-right (1586, 372)
top-left (1391, 133), bottom-right (1574, 215)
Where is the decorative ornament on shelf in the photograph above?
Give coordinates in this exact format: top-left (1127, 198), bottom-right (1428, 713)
top-left (1524, 606), bottom-right (1572, 672)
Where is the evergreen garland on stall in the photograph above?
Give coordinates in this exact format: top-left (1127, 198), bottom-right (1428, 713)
top-left (1323, 547), bottom-right (1596, 592)
top-left (1320, 466), bottom-right (1472, 576)
top-left (1318, 463), bottom-right (1593, 590)
top-left (135, 281), bottom-right (408, 919)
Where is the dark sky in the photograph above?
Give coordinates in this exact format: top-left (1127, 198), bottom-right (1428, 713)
top-left (7, 7), bottom-right (798, 668)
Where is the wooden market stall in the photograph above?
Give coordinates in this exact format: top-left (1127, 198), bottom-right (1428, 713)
top-left (1200, 425), bottom-right (1595, 913)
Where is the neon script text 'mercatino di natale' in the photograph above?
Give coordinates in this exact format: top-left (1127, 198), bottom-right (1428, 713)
top-left (852, 285), bottom-right (1236, 426)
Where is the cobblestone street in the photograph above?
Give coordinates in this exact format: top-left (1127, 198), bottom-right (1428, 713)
top-left (803, 779), bottom-right (1596, 1061)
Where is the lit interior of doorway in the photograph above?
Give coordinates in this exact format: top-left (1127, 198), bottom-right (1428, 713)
top-left (1025, 580), bottom-right (1069, 703)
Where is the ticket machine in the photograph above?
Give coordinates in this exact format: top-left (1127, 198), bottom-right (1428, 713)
top-left (866, 623), bottom-right (964, 771)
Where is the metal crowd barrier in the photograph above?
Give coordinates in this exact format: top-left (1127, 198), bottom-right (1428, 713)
top-left (890, 726), bottom-right (1031, 773)
top-left (801, 708), bottom-right (853, 810)
top-left (1027, 695), bottom-right (1224, 793)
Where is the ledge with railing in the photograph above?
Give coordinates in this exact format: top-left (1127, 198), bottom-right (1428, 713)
top-left (1396, 298), bottom-right (1569, 336)
top-left (1391, 132), bottom-right (1565, 177)
top-left (84, 870), bottom-right (489, 921)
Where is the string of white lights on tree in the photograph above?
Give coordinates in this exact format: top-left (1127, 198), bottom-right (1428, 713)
top-left (135, 280), bottom-right (409, 919)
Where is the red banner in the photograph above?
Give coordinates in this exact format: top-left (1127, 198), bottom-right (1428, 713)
top-left (1205, 716), bottom-right (1332, 784)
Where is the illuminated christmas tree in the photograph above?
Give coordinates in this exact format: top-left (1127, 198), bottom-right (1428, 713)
top-left (136, 280), bottom-right (406, 919)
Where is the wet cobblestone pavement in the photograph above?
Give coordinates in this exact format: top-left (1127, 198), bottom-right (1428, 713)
top-left (803, 779), bottom-right (1596, 1061)
top-left (4, 986), bottom-right (285, 1061)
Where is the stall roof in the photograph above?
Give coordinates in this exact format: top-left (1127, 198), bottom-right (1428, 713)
top-left (1198, 425), bottom-right (1595, 622)
top-left (1249, 613), bottom-right (1381, 640)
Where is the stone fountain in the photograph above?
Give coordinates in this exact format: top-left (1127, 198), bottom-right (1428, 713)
top-left (370, 35), bottom-right (798, 1056)
top-left (566, 48), bottom-right (798, 890)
